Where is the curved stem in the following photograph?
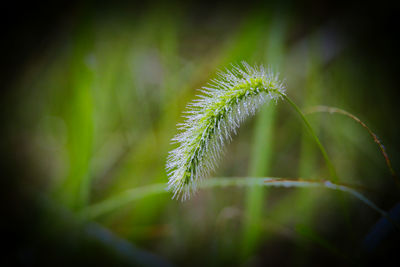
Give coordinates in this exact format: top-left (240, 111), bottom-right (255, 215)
top-left (305, 105), bottom-right (399, 187)
top-left (280, 94), bottom-right (339, 182)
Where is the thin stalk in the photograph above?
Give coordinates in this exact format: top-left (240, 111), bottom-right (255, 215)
top-left (280, 94), bottom-right (339, 182)
top-left (305, 105), bottom-right (399, 187)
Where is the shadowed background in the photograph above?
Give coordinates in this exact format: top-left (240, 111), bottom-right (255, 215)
top-left (1, 1), bottom-right (400, 266)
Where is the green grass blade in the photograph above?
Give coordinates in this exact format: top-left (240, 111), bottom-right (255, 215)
top-left (242, 14), bottom-right (287, 258)
top-left (82, 177), bottom-right (391, 227)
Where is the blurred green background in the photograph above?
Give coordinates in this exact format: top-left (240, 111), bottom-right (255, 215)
top-left (2, 1), bottom-right (400, 266)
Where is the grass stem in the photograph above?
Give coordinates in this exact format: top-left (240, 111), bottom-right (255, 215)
top-left (280, 94), bottom-right (339, 182)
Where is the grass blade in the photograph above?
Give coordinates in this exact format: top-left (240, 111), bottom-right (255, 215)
top-left (83, 177), bottom-right (392, 228)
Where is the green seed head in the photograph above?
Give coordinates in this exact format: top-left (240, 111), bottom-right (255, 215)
top-left (166, 62), bottom-right (286, 200)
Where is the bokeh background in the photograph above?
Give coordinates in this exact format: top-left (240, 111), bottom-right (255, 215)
top-left (2, 1), bottom-right (400, 266)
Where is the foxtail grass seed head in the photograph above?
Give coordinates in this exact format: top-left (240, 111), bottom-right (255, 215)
top-left (166, 62), bottom-right (286, 200)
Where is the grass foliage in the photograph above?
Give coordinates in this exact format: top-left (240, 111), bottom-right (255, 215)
top-left (7, 3), bottom-right (400, 266)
